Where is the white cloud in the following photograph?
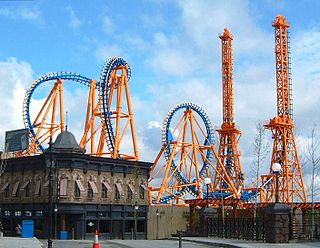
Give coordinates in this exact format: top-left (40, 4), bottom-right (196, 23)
top-left (0, 7), bottom-right (42, 22)
top-left (148, 121), bottom-right (161, 129)
top-left (68, 7), bottom-right (81, 29)
top-left (0, 58), bottom-right (34, 146)
top-left (95, 44), bottom-right (123, 62)
top-left (102, 16), bottom-right (114, 34)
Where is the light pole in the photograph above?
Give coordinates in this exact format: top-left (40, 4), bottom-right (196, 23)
top-left (204, 177), bottom-right (212, 208)
top-left (156, 209), bottom-right (159, 240)
top-left (134, 202), bottom-right (138, 240)
top-left (220, 180), bottom-right (225, 238)
top-left (45, 140), bottom-right (56, 248)
top-left (54, 206), bottom-right (58, 240)
top-left (272, 162), bottom-right (281, 203)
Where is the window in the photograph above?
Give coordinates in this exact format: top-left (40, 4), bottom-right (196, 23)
top-left (34, 180), bottom-right (41, 197)
top-left (12, 181), bottom-right (20, 197)
top-left (2, 183), bottom-right (10, 198)
top-left (139, 186), bottom-right (145, 200)
top-left (14, 211), bottom-right (22, 216)
top-left (60, 178), bottom-right (68, 196)
top-left (115, 185), bottom-right (120, 200)
top-left (25, 211), bottom-right (32, 217)
top-left (74, 181), bottom-right (81, 197)
top-left (4, 210), bottom-right (10, 216)
top-left (35, 210), bottom-right (43, 217)
top-left (25, 183), bottom-right (31, 197)
top-left (87, 182), bottom-right (93, 198)
top-left (101, 183), bottom-right (108, 198)
top-left (21, 180), bottom-right (30, 197)
top-left (127, 185), bottom-right (133, 200)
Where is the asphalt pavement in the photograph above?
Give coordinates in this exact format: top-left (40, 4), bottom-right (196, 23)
top-left (40, 239), bottom-right (216, 248)
top-left (0, 237), bottom-right (42, 248)
top-left (1, 237), bottom-right (320, 248)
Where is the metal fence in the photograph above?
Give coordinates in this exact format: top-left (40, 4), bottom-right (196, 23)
top-left (291, 213), bottom-right (320, 240)
top-left (205, 213), bottom-right (320, 241)
top-left (207, 217), bottom-right (265, 241)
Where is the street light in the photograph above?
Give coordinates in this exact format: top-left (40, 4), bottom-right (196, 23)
top-left (54, 206), bottom-right (58, 240)
top-left (45, 140), bottom-right (57, 248)
top-left (134, 202), bottom-right (139, 240)
top-left (272, 162), bottom-right (281, 203)
top-left (204, 177), bottom-right (212, 208)
top-left (156, 209), bottom-right (160, 240)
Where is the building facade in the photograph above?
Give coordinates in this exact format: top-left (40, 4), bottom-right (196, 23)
top-left (0, 131), bottom-right (151, 240)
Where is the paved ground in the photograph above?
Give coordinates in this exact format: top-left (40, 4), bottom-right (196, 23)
top-left (1, 237), bottom-right (320, 248)
top-left (39, 239), bottom-right (217, 248)
top-left (0, 237), bottom-right (42, 248)
top-left (179, 237), bottom-right (320, 248)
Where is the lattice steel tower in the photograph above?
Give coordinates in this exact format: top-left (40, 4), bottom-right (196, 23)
top-left (264, 15), bottom-right (307, 203)
top-left (214, 28), bottom-right (244, 196)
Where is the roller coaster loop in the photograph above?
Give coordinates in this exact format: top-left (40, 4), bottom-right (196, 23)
top-left (148, 103), bottom-right (240, 205)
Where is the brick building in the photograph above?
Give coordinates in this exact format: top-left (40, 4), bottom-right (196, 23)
top-left (0, 130), bottom-right (151, 239)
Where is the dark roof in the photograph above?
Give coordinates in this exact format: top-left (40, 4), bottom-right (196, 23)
top-left (52, 130), bottom-right (86, 154)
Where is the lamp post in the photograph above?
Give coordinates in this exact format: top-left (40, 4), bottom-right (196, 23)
top-left (45, 140), bottom-right (56, 248)
top-left (156, 209), bottom-right (159, 240)
top-left (204, 177), bottom-right (212, 208)
top-left (272, 162), bottom-right (281, 203)
top-left (134, 202), bottom-right (138, 240)
top-left (54, 206), bottom-right (58, 240)
top-left (220, 180), bottom-right (225, 238)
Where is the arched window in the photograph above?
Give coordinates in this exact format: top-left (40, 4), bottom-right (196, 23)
top-left (127, 185), bottom-right (133, 199)
top-left (102, 183), bottom-right (108, 198)
top-left (88, 182), bottom-right (94, 198)
top-left (74, 181), bottom-right (81, 197)
top-left (115, 185), bottom-right (120, 200)
top-left (139, 185), bottom-right (145, 200)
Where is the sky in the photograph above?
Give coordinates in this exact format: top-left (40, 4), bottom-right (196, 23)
top-left (0, 0), bottom-right (320, 196)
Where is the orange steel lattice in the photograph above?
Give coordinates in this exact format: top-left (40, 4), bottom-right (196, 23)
top-left (263, 15), bottom-right (307, 203)
top-left (148, 103), bottom-right (240, 205)
top-left (214, 28), bottom-right (244, 197)
top-left (103, 64), bottom-right (139, 160)
top-left (79, 80), bottom-right (108, 156)
top-left (25, 79), bottom-right (65, 155)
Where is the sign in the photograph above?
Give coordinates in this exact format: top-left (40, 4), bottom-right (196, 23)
top-left (5, 128), bottom-right (29, 152)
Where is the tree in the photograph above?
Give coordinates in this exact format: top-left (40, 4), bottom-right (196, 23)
top-left (252, 122), bottom-right (269, 218)
top-left (305, 124), bottom-right (320, 239)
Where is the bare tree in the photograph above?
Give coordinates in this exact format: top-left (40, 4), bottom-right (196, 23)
top-left (252, 122), bottom-right (269, 218)
top-left (305, 124), bottom-right (320, 239)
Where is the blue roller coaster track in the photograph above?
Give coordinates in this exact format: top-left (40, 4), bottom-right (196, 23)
top-left (23, 72), bottom-right (93, 153)
top-left (153, 103), bottom-right (215, 204)
top-left (99, 57), bottom-right (131, 155)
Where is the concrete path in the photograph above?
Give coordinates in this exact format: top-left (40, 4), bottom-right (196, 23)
top-left (0, 237), bottom-right (42, 248)
top-left (180, 237), bottom-right (320, 247)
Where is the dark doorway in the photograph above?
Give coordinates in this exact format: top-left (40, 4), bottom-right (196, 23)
top-left (112, 220), bottom-right (122, 239)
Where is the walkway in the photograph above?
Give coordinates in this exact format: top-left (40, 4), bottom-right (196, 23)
top-left (179, 237), bottom-right (320, 247)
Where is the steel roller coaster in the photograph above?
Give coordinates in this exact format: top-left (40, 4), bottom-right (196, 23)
top-left (148, 103), bottom-right (240, 205)
top-left (20, 57), bottom-right (138, 160)
top-left (13, 14), bottom-right (308, 208)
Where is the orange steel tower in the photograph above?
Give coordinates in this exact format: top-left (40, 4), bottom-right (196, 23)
top-left (263, 15), bottom-right (307, 203)
top-left (214, 28), bottom-right (244, 196)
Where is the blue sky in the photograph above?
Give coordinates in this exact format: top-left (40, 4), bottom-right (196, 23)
top-left (1, 0), bottom-right (320, 192)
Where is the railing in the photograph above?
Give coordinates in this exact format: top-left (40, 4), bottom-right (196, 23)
top-left (207, 217), bottom-right (265, 241)
top-left (291, 213), bottom-right (320, 240)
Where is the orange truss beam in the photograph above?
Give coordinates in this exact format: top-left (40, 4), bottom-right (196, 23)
top-left (79, 80), bottom-right (108, 156)
top-left (148, 105), bottom-right (240, 205)
top-left (26, 80), bottom-right (65, 155)
top-left (214, 28), bottom-right (244, 194)
top-left (263, 15), bottom-right (307, 203)
top-left (106, 65), bottom-right (139, 160)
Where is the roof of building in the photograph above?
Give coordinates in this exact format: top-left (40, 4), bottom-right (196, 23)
top-left (52, 130), bottom-right (86, 154)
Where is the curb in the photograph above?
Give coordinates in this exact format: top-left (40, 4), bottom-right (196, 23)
top-left (169, 237), bottom-right (243, 248)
